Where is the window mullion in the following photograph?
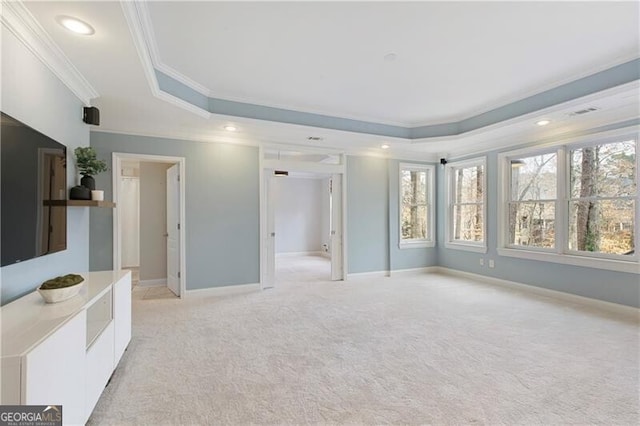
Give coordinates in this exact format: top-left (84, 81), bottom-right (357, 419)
top-left (557, 147), bottom-right (567, 255)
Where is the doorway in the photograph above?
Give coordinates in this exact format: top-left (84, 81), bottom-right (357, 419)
top-left (260, 148), bottom-right (346, 289)
top-left (112, 153), bottom-right (186, 298)
top-left (271, 172), bottom-right (332, 284)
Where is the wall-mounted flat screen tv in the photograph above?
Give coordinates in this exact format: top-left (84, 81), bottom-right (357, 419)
top-left (1, 112), bottom-right (67, 266)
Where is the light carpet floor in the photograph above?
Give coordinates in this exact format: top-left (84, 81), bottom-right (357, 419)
top-left (89, 257), bottom-right (639, 425)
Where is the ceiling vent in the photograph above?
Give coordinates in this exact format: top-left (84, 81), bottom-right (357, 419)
top-left (307, 136), bottom-right (323, 141)
top-left (569, 107), bottom-right (599, 116)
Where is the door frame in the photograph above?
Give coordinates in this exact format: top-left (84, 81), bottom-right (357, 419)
top-left (259, 147), bottom-right (348, 288)
top-left (112, 152), bottom-right (187, 298)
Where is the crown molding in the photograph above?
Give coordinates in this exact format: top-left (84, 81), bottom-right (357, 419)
top-left (120, 0), bottom-right (210, 119)
top-left (129, 1), bottom-right (412, 127)
top-left (132, 1), bottom-right (212, 97)
top-left (1, 0), bottom-right (98, 105)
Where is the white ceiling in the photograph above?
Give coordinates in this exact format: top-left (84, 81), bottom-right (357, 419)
top-left (20, 1), bottom-right (640, 159)
top-left (147, 1), bottom-right (639, 125)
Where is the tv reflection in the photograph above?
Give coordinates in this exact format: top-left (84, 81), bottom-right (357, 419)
top-left (40, 150), bottom-right (66, 256)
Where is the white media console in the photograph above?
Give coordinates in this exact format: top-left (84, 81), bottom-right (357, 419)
top-left (1, 270), bottom-right (132, 425)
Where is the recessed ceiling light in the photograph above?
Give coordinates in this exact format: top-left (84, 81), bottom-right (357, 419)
top-left (381, 144), bottom-right (390, 149)
top-left (224, 125), bottom-right (237, 132)
top-left (536, 119), bottom-right (551, 126)
top-left (56, 16), bottom-right (94, 35)
top-left (384, 53), bottom-right (397, 62)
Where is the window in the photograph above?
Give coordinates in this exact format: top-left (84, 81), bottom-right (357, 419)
top-left (445, 158), bottom-right (487, 252)
top-left (399, 163), bottom-right (434, 248)
top-left (508, 152), bottom-right (557, 249)
top-left (568, 140), bottom-right (636, 256)
top-left (498, 132), bottom-right (638, 273)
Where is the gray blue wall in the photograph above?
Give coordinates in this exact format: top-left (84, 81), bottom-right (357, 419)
top-left (346, 156), bottom-right (438, 274)
top-left (1, 27), bottom-right (90, 305)
top-left (436, 150), bottom-right (640, 308)
top-left (89, 132), bottom-right (260, 290)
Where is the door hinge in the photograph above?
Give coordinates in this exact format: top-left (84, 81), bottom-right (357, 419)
top-left (177, 174), bottom-right (180, 182)
top-left (177, 223), bottom-right (181, 230)
top-left (178, 271), bottom-right (181, 278)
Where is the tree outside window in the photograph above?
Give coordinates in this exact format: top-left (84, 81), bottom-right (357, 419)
top-left (399, 164), bottom-right (434, 247)
top-left (446, 158), bottom-right (486, 251)
top-left (508, 153), bottom-right (557, 249)
top-left (569, 140), bottom-right (636, 255)
top-left (500, 136), bottom-right (637, 269)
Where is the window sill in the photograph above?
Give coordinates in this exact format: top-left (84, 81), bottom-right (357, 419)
top-left (444, 242), bottom-right (488, 254)
top-left (399, 240), bottom-right (436, 249)
top-left (497, 248), bottom-right (640, 274)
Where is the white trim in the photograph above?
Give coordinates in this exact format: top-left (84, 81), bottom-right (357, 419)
top-left (260, 151), bottom-right (348, 288)
top-left (497, 248), bottom-right (639, 274)
top-left (119, 1), bottom-right (210, 119)
top-left (348, 266), bottom-right (439, 278)
top-left (398, 163), bottom-right (435, 249)
top-left (399, 241), bottom-right (436, 249)
top-left (185, 283), bottom-right (261, 298)
top-left (138, 279), bottom-right (167, 287)
top-left (276, 251), bottom-right (323, 258)
top-left (443, 242), bottom-right (488, 254)
top-left (347, 270), bottom-right (390, 279)
top-left (433, 267), bottom-right (639, 316)
top-left (416, 82), bottom-right (639, 159)
top-left (112, 153), bottom-right (187, 298)
top-left (408, 53), bottom-right (640, 127)
top-left (262, 159), bottom-right (345, 175)
top-left (131, 1), bottom-right (213, 97)
top-left (390, 266), bottom-right (439, 275)
top-left (1, 0), bottom-right (98, 105)
top-left (444, 157), bottom-right (488, 252)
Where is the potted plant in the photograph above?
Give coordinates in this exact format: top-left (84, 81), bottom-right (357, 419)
top-left (74, 147), bottom-right (107, 190)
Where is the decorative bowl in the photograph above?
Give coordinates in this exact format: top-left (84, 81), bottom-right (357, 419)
top-left (38, 275), bottom-right (85, 304)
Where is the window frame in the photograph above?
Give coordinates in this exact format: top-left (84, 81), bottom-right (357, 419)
top-left (444, 157), bottom-right (488, 253)
top-left (497, 128), bottom-right (639, 274)
top-left (503, 146), bottom-right (561, 254)
top-left (398, 163), bottom-right (435, 249)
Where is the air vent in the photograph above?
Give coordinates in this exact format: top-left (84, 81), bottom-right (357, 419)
top-left (569, 107), bottom-right (599, 116)
top-left (307, 136), bottom-right (323, 141)
top-left (274, 170), bottom-right (289, 177)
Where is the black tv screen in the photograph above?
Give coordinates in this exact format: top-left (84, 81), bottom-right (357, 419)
top-left (1, 112), bottom-right (67, 266)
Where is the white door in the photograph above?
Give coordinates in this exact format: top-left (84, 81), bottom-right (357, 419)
top-left (166, 164), bottom-right (180, 296)
top-left (263, 173), bottom-right (276, 289)
top-left (330, 174), bottom-right (344, 280)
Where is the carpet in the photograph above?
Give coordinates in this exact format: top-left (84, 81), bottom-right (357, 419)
top-left (88, 259), bottom-right (639, 425)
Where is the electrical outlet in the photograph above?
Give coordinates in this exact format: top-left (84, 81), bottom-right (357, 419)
top-left (489, 259), bottom-right (495, 268)
top-left (479, 258), bottom-right (484, 266)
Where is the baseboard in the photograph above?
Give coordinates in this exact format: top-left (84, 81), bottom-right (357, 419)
top-left (391, 266), bottom-right (439, 275)
top-left (185, 283), bottom-right (261, 298)
top-left (347, 266), bottom-right (437, 279)
top-left (276, 251), bottom-right (323, 258)
top-left (138, 278), bottom-right (166, 287)
top-left (433, 267), bottom-right (639, 316)
top-left (347, 270), bottom-right (390, 279)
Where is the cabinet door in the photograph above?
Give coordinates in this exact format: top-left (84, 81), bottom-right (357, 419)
top-left (114, 273), bottom-right (132, 365)
top-left (23, 310), bottom-right (85, 426)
